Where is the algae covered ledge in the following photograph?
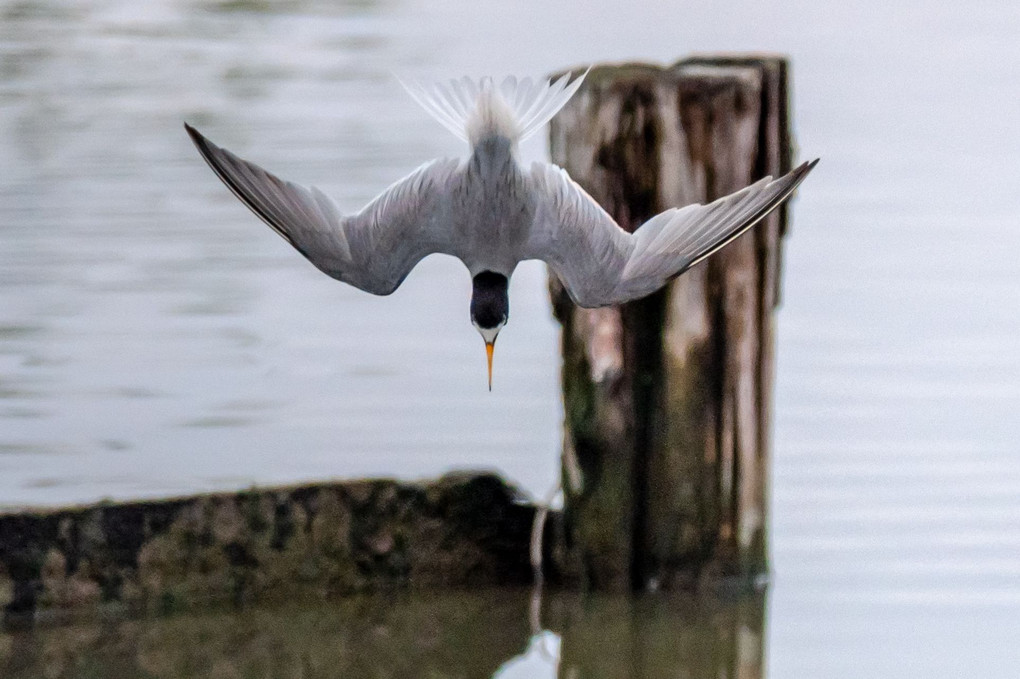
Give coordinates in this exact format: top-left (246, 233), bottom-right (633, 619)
top-left (0, 473), bottom-right (537, 626)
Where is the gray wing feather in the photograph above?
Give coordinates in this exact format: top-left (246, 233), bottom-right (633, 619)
top-left (524, 162), bottom-right (635, 307)
top-left (526, 159), bottom-right (818, 307)
top-left (185, 124), bottom-right (460, 295)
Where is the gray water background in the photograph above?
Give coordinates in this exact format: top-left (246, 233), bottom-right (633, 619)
top-left (2, 0), bottom-right (1019, 676)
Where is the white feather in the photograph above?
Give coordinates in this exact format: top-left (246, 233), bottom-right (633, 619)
top-left (399, 69), bottom-right (590, 146)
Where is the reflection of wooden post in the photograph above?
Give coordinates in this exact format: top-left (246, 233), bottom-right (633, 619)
top-left (548, 592), bottom-right (766, 679)
top-left (549, 57), bottom-right (794, 590)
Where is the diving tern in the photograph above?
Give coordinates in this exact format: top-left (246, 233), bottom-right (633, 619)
top-left (185, 71), bottom-right (816, 389)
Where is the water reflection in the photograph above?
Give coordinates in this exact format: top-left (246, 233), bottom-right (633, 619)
top-left (495, 630), bottom-right (561, 678)
top-left (547, 592), bottom-right (764, 679)
top-left (0, 588), bottom-right (765, 678)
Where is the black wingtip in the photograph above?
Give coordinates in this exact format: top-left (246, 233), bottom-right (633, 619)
top-left (786, 157), bottom-right (820, 188)
top-left (182, 123), bottom-right (226, 179)
top-left (183, 122), bottom-right (209, 150)
top-left (792, 157), bottom-right (819, 173)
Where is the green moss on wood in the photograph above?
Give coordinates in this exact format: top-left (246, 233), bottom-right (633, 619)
top-left (1, 474), bottom-right (536, 625)
top-left (549, 56), bottom-right (790, 591)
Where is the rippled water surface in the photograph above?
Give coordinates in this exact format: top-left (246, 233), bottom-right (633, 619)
top-left (2, 0), bottom-right (1020, 676)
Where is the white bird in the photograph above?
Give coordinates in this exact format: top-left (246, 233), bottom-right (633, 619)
top-left (185, 71), bottom-right (816, 389)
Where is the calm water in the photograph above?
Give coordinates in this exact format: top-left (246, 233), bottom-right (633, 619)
top-left (1, 589), bottom-right (766, 679)
top-left (2, 0), bottom-right (1020, 676)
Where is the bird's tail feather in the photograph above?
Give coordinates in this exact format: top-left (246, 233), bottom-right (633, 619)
top-left (399, 69), bottom-right (589, 146)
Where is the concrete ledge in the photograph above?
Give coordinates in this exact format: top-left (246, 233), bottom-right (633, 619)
top-left (0, 473), bottom-right (537, 626)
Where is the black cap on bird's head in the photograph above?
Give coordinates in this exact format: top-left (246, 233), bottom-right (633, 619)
top-left (470, 271), bottom-right (509, 390)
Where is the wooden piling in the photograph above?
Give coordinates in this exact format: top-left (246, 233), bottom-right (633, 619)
top-left (548, 57), bottom-right (795, 591)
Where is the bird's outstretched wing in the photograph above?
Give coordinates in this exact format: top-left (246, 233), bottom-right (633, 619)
top-left (185, 124), bottom-right (461, 295)
top-left (525, 159), bottom-right (818, 308)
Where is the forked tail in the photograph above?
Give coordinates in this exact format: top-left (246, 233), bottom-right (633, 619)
top-left (400, 69), bottom-right (589, 147)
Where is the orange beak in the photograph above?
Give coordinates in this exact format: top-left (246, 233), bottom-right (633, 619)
top-left (485, 341), bottom-right (495, 391)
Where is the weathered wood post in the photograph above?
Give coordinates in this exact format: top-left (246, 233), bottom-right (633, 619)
top-left (549, 57), bottom-right (794, 591)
